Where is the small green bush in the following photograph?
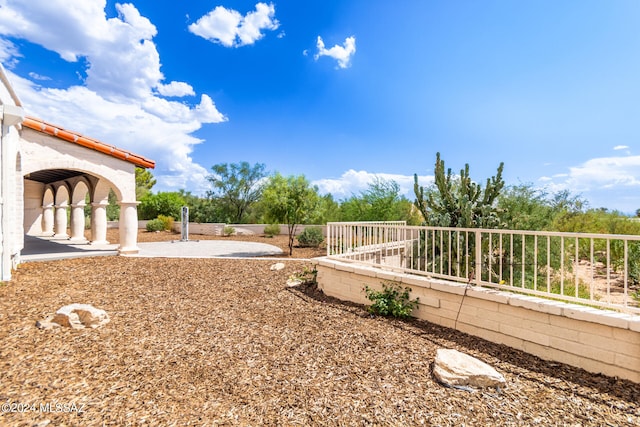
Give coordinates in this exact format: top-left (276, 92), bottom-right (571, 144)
top-left (364, 281), bottom-right (419, 318)
top-left (146, 218), bottom-right (165, 232)
top-left (157, 215), bottom-right (174, 231)
top-left (223, 226), bottom-right (235, 236)
top-left (264, 223), bottom-right (281, 237)
top-left (297, 226), bottom-right (324, 247)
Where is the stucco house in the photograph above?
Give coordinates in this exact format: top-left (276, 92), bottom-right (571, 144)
top-left (0, 64), bottom-right (155, 281)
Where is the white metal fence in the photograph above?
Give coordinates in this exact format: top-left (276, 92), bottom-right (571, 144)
top-left (326, 222), bottom-right (640, 314)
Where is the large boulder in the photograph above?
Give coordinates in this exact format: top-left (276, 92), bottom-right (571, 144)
top-left (37, 304), bottom-right (110, 330)
top-left (433, 348), bottom-right (506, 389)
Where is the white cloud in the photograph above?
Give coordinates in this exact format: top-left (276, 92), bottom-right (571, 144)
top-left (566, 156), bottom-right (640, 189)
top-left (313, 169), bottom-right (433, 200)
top-left (0, 38), bottom-right (20, 66)
top-left (314, 35), bottom-right (356, 69)
top-left (536, 155), bottom-right (640, 212)
top-left (28, 72), bottom-right (50, 81)
top-left (0, 0), bottom-right (226, 192)
top-left (613, 145), bottom-right (629, 150)
top-left (156, 81), bottom-right (195, 97)
top-left (188, 2), bottom-right (279, 48)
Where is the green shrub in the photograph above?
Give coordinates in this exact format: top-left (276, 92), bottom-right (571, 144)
top-left (364, 282), bottom-right (419, 318)
top-left (297, 226), bottom-right (324, 247)
top-left (146, 218), bottom-right (165, 232)
top-left (264, 223), bottom-right (281, 237)
top-left (157, 215), bottom-right (174, 231)
top-left (223, 226), bottom-right (235, 236)
top-left (289, 265), bottom-right (318, 285)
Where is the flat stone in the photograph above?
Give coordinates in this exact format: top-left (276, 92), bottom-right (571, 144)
top-left (433, 348), bottom-right (506, 389)
top-left (270, 263), bottom-right (286, 271)
top-left (286, 278), bottom-right (303, 287)
top-left (51, 303), bottom-right (110, 329)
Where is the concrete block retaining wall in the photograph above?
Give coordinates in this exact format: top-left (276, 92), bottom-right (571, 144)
top-left (313, 257), bottom-right (640, 384)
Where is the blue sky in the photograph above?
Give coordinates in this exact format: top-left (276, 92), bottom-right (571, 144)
top-left (1, 1), bottom-right (640, 213)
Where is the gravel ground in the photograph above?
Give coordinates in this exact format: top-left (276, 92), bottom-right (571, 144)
top-left (0, 233), bottom-right (638, 426)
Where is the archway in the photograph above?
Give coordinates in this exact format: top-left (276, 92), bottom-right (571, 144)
top-left (19, 116), bottom-right (155, 256)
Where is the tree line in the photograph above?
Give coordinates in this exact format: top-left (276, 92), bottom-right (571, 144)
top-left (117, 155), bottom-right (640, 237)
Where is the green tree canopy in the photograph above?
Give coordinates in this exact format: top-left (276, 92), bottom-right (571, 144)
top-left (135, 167), bottom-right (156, 199)
top-left (340, 178), bottom-right (420, 223)
top-left (307, 193), bottom-right (341, 224)
top-left (177, 189), bottom-right (223, 223)
top-left (206, 161), bottom-right (267, 223)
top-left (138, 192), bottom-right (186, 220)
top-left (261, 173), bottom-right (319, 255)
top-left (497, 184), bottom-right (554, 230)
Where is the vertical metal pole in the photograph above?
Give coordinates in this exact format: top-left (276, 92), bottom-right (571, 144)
top-left (181, 206), bottom-right (189, 241)
top-left (475, 230), bottom-right (482, 285)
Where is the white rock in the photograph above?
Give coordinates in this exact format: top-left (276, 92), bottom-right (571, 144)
top-left (270, 263), bottom-right (286, 271)
top-left (51, 304), bottom-right (110, 329)
top-left (433, 348), bottom-right (506, 389)
top-left (286, 278), bottom-right (303, 287)
top-left (36, 315), bottom-right (61, 330)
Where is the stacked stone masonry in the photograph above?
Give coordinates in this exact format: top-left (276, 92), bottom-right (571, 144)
top-left (313, 258), bottom-right (640, 383)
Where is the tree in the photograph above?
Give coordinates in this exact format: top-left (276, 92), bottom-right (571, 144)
top-left (135, 167), bottom-right (156, 199)
top-left (307, 194), bottom-right (341, 224)
top-left (548, 190), bottom-right (588, 231)
top-left (340, 178), bottom-right (420, 223)
top-left (414, 152), bottom-right (505, 228)
top-left (178, 190), bottom-right (223, 223)
top-left (106, 189), bottom-right (120, 221)
top-left (261, 173), bottom-right (319, 255)
top-left (138, 192), bottom-right (186, 220)
top-left (206, 162), bottom-right (267, 223)
top-left (104, 168), bottom-right (156, 221)
top-left (497, 183), bottom-right (554, 230)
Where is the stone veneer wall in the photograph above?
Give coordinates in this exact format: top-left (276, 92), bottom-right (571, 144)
top-left (313, 257), bottom-right (640, 384)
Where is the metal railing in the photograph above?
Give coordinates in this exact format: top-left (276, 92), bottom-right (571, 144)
top-left (326, 222), bottom-right (640, 314)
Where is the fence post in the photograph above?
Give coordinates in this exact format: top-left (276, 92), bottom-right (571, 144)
top-left (475, 229), bottom-right (482, 285)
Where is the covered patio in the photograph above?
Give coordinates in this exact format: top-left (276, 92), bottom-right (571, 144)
top-left (20, 116), bottom-right (155, 256)
top-left (0, 63), bottom-right (155, 280)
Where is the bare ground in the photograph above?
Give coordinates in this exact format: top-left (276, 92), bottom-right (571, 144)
top-left (0, 232), bottom-right (638, 426)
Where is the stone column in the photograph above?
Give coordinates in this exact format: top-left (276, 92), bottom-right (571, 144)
top-left (118, 201), bottom-right (139, 254)
top-left (41, 205), bottom-right (54, 236)
top-left (53, 204), bottom-right (69, 238)
top-left (90, 202), bottom-right (109, 245)
top-left (69, 203), bottom-right (87, 242)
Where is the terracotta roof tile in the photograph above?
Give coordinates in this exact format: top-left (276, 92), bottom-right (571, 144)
top-left (22, 116), bottom-right (155, 169)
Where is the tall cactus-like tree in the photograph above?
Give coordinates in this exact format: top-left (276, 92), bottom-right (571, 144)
top-left (414, 152), bottom-right (505, 228)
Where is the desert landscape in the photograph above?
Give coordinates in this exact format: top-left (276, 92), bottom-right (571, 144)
top-left (0, 231), bottom-right (638, 425)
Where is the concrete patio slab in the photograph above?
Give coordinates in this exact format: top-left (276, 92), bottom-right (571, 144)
top-left (20, 235), bottom-right (284, 262)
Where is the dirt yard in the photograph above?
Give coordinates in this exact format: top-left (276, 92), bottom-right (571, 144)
top-left (0, 234), bottom-right (638, 425)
